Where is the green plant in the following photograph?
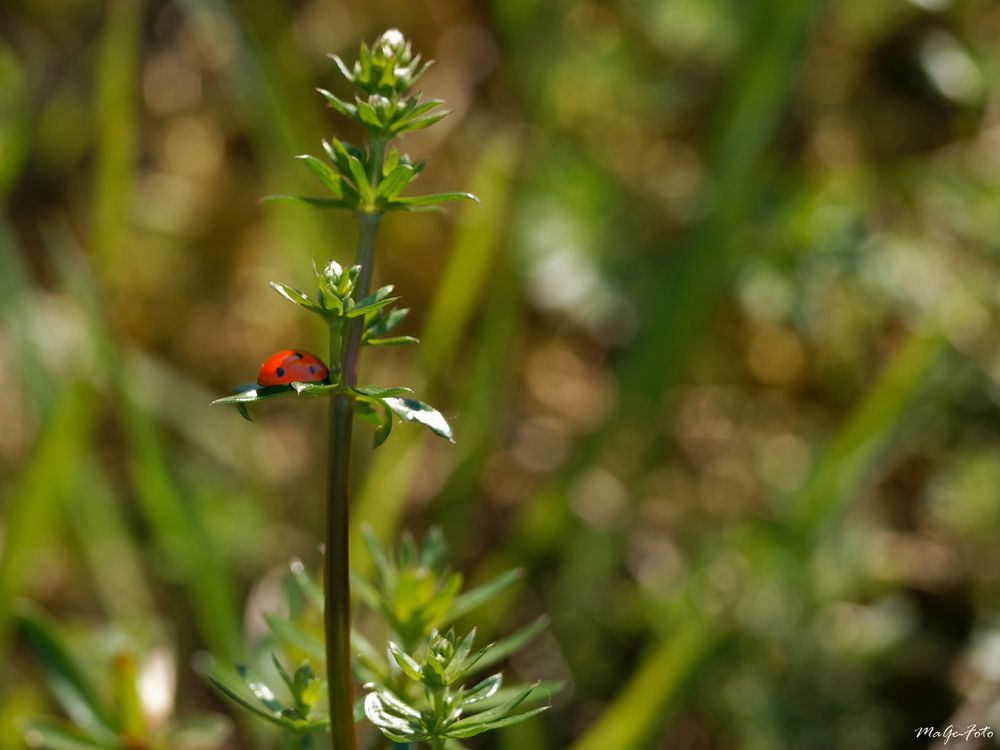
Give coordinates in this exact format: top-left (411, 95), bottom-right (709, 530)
top-left (16, 604), bottom-right (230, 750)
top-left (211, 30), bottom-right (555, 749)
top-left (208, 529), bottom-right (558, 749)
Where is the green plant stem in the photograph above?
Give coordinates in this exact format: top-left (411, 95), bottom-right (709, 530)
top-left (324, 136), bottom-right (386, 747)
top-left (342, 213), bottom-right (381, 386)
top-left (326, 390), bottom-right (355, 750)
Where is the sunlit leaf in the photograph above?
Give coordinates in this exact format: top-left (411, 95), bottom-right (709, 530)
top-left (353, 385), bottom-right (413, 399)
top-left (383, 397), bottom-right (454, 442)
top-left (460, 673), bottom-right (502, 706)
top-left (387, 642), bottom-right (422, 682)
top-left (366, 335), bottom-right (419, 347)
top-left (316, 88), bottom-right (357, 119)
top-left (350, 285), bottom-right (398, 317)
top-left (269, 281), bottom-right (326, 315)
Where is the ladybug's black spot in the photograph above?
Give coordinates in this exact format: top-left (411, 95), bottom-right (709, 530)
top-left (294, 352), bottom-right (303, 358)
top-left (309, 366), bottom-right (316, 374)
top-left (276, 367), bottom-right (285, 377)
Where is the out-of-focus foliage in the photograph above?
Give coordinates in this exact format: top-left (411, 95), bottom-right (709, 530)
top-left (2, 0), bottom-right (1000, 749)
top-left (207, 529), bottom-right (553, 748)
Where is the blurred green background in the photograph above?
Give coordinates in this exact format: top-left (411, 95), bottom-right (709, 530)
top-left (3, 0), bottom-right (1000, 748)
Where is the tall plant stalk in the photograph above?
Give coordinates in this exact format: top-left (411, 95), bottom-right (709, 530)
top-left (325, 204), bottom-right (382, 749)
top-left (211, 31), bottom-right (554, 748)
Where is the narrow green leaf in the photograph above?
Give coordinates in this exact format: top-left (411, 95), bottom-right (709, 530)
top-left (445, 569), bottom-right (524, 623)
top-left (467, 681), bottom-right (564, 712)
top-left (387, 643), bottom-right (422, 682)
top-left (360, 524), bottom-right (396, 592)
top-left (374, 688), bottom-right (423, 723)
top-left (347, 154), bottom-right (374, 206)
top-left (288, 558), bottom-right (324, 611)
top-left (290, 382), bottom-right (340, 396)
top-left (349, 297), bottom-right (400, 318)
top-left (316, 88), bottom-right (357, 118)
top-left (322, 138), bottom-right (348, 173)
top-left (461, 673), bottom-right (502, 706)
top-left (265, 616), bottom-right (325, 661)
top-left (453, 628), bottom-right (477, 669)
top-left (269, 282), bottom-right (325, 314)
top-left (449, 705), bottom-right (550, 737)
top-left (351, 628), bottom-right (387, 681)
top-left (363, 693), bottom-right (425, 743)
top-left (212, 384), bottom-right (294, 406)
top-left (377, 164), bottom-right (416, 200)
top-left (350, 569), bottom-right (382, 609)
top-left (208, 676), bottom-right (293, 731)
top-left (395, 99), bottom-right (444, 125)
top-left (382, 148), bottom-right (400, 176)
top-left (236, 664), bottom-right (284, 713)
top-left (391, 191), bottom-right (479, 207)
top-left (353, 385), bottom-right (413, 398)
top-left (383, 397), bottom-right (455, 442)
top-left (366, 335), bottom-right (420, 347)
top-left (295, 154), bottom-right (343, 197)
top-left (260, 195), bottom-right (353, 210)
top-left (473, 616), bottom-right (549, 673)
top-left (447, 683), bottom-right (538, 731)
top-left (365, 306), bottom-right (410, 337)
top-left (16, 607), bottom-right (113, 731)
top-left (385, 203), bottom-right (445, 214)
top-left (355, 98), bottom-right (384, 131)
top-left (354, 284), bottom-right (394, 305)
top-left (421, 654), bottom-right (448, 689)
top-left (22, 718), bottom-right (116, 750)
top-left (271, 653), bottom-right (295, 696)
top-left (328, 54), bottom-right (354, 83)
top-left (392, 110), bottom-right (451, 134)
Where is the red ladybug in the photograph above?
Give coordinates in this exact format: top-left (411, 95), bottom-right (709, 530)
top-left (257, 350), bottom-right (330, 386)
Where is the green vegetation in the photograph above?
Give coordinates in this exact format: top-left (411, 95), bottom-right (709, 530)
top-left (3, 1), bottom-right (999, 749)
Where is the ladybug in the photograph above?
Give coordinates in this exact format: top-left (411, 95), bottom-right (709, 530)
top-left (257, 349), bottom-right (330, 386)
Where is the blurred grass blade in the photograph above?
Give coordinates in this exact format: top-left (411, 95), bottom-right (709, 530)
top-left (44, 225), bottom-right (244, 661)
top-left (90, 0), bottom-right (141, 264)
top-left (22, 718), bottom-right (117, 750)
top-left (66, 461), bottom-right (155, 627)
top-left (569, 620), bottom-right (720, 750)
top-left (620, 0), bottom-right (823, 407)
top-left (446, 569), bottom-right (524, 624)
top-left (570, 329), bottom-right (946, 750)
top-left (789, 331), bottom-right (947, 534)
top-left (0, 384), bottom-right (96, 661)
top-left (474, 616), bottom-right (549, 673)
top-left (15, 605), bottom-right (114, 732)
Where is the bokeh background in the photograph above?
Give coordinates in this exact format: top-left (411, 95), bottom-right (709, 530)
top-left (3, 0), bottom-right (1000, 748)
